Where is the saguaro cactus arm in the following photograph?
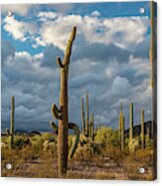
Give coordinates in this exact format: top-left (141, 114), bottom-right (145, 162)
top-left (68, 123), bottom-right (80, 159)
top-left (6, 128), bottom-right (10, 136)
top-left (49, 121), bottom-right (80, 159)
top-left (50, 121), bottom-right (58, 133)
top-left (51, 104), bottom-right (62, 120)
top-left (57, 57), bottom-right (64, 68)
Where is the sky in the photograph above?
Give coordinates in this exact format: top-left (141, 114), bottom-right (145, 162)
top-left (1, 1), bottom-right (153, 131)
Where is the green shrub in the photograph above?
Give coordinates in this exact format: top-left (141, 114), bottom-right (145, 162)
top-left (5, 135), bottom-right (31, 149)
top-left (31, 139), bottom-right (43, 150)
top-left (128, 137), bottom-right (140, 152)
top-left (94, 127), bottom-right (120, 147)
top-left (41, 132), bottom-right (57, 142)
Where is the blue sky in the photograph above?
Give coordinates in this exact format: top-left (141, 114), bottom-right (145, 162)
top-left (1, 2), bottom-right (153, 131)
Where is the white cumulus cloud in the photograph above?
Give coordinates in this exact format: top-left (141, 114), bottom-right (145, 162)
top-left (3, 16), bottom-right (37, 42)
top-left (3, 12), bottom-right (149, 52)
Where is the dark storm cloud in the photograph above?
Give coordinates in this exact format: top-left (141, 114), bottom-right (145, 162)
top-left (40, 35), bottom-right (131, 69)
top-left (1, 32), bottom-right (151, 130)
top-left (72, 36), bottom-right (130, 63)
top-left (69, 73), bottom-right (104, 89)
top-left (41, 45), bottom-right (63, 67)
top-left (1, 40), bottom-right (15, 67)
top-left (132, 36), bottom-right (150, 58)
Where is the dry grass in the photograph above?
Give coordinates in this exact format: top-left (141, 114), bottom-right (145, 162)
top-left (1, 131), bottom-right (155, 180)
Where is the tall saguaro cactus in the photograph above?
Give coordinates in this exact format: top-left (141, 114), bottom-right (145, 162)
top-left (129, 102), bottom-right (133, 142)
top-left (51, 27), bottom-right (77, 177)
top-left (118, 116), bottom-right (121, 141)
top-left (141, 109), bottom-right (145, 149)
top-left (97, 117), bottom-right (100, 135)
top-left (81, 97), bottom-right (85, 135)
top-left (146, 126), bottom-right (150, 146)
top-left (90, 113), bottom-right (94, 141)
top-left (6, 96), bottom-right (15, 149)
top-left (86, 93), bottom-right (89, 137)
top-left (10, 96), bottom-right (15, 149)
top-left (119, 103), bottom-right (125, 150)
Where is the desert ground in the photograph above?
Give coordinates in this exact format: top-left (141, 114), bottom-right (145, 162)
top-left (1, 127), bottom-right (155, 180)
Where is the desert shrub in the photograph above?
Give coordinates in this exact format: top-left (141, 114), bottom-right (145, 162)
top-left (41, 132), bottom-right (57, 142)
top-left (43, 140), bottom-right (57, 157)
top-left (95, 127), bottom-right (120, 147)
top-left (128, 137), bottom-right (140, 152)
top-left (5, 135), bottom-right (31, 149)
top-left (145, 137), bottom-right (153, 149)
top-left (135, 149), bottom-right (153, 163)
top-left (1, 136), bottom-right (8, 143)
top-left (100, 145), bottom-right (126, 163)
top-left (79, 134), bottom-right (91, 146)
top-left (30, 132), bottom-right (57, 151)
top-left (18, 146), bottom-right (40, 160)
top-left (31, 140), bottom-right (43, 151)
top-left (15, 136), bottom-right (31, 147)
top-left (75, 143), bottom-right (94, 160)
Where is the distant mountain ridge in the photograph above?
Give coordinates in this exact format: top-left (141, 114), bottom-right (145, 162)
top-left (125, 120), bottom-right (152, 137)
top-left (1, 120), bottom-right (152, 136)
